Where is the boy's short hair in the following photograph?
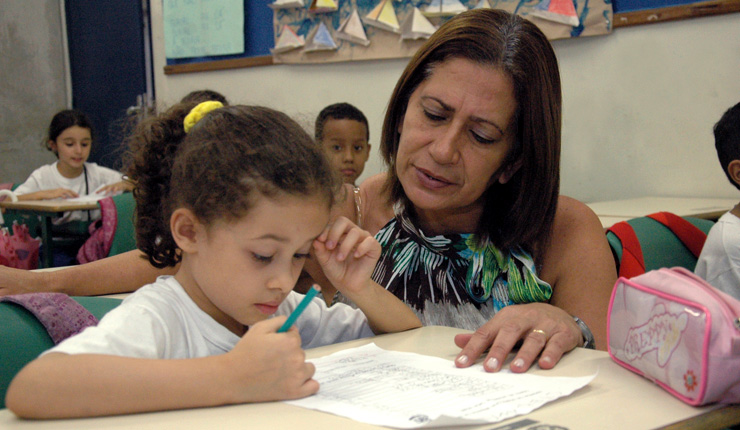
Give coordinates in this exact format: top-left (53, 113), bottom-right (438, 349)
top-left (714, 101), bottom-right (740, 190)
top-left (315, 103), bottom-right (369, 142)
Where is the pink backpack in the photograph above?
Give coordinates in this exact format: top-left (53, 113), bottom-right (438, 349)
top-left (608, 267), bottom-right (740, 405)
top-left (76, 197), bottom-right (117, 264)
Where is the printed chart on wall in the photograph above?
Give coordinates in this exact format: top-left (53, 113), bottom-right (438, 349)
top-left (270, 0), bottom-right (613, 64)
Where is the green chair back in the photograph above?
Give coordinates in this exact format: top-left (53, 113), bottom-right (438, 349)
top-left (606, 216), bottom-right (715, 274)
top-left (108, 192), bottom-right (137, 256)
top-left (0, 296), bottom-right (122, 409)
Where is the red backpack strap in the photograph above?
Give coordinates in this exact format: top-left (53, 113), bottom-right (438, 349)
top-left (607, 221), bottom-right (646, 278)
top-left (646, 212), bottom-right (707, 258)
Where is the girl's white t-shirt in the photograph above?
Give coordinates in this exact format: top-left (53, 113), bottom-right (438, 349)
top-left (47, 275), bottom-right (374, 359)
top-left (13, 161), bottom-right (124, 223)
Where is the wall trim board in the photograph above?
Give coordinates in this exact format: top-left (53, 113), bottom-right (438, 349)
top-left (614, 0), bottom-right (740, 27)
top-left (164, 54), bottom-right (273, 75)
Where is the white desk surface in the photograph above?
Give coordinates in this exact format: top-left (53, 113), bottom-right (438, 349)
top-left (597, 215), bottom-right (632, 229)
top-left (586, 196), bottom-right (736, 220)
top-left (2, 326), bottom-right (738, 430)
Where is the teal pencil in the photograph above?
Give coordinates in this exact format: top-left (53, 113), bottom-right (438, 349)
top-left (278, 285), bottom-right (320, 333)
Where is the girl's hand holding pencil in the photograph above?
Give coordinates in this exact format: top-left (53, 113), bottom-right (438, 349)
top-left (229, 316), bottom-right (318, 402)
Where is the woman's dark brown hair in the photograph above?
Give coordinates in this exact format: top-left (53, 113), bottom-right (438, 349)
top-left (381, 8), bottom-right (561, 255)
top-left (127, 104), bottom-right (337, 268)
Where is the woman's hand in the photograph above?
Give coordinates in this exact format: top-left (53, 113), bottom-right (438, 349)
top-left (96, 180), bottom-right (134, 195)
top-left (226, 316), bottom-right (317, 402)
top-left (453, 302), bottom-right (583, 373)
top-left (312, 216), bottom-right (381, 295)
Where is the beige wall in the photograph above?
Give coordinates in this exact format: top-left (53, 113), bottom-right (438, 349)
top-left (150, 3), bottom-right (740, 203)
top-left (1, 0), bottom-right (67, 184)
top-left (6, 3), bottom-right (739, 206)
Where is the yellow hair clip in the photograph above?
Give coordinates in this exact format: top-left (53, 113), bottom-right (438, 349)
top-left (183, 100), bottom-right (224, 133)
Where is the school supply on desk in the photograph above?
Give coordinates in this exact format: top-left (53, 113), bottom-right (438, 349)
top-left (278, 285), bottom-right (320, 332)
top-left (285, 343), bottom-right (596, 428)
top-left (608, 267), bottom-right (740, 405)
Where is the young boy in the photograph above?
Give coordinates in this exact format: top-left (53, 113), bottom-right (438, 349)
top-left (695, 101), bottom-right (740, 298)
top-left (314, 103), bottom-right (371, 186)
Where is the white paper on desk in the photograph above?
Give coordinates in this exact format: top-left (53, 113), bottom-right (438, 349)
top-left (65, 192), bottom-right (121, 203)
top-left (285, 343), bottom-right (596, 429)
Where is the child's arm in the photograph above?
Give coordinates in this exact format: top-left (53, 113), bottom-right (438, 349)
top-left (312, 216), bottom-right (421, 334)
top-left (5, 316), bottom-right (317, 419)
top-left (96, 180), bottom-right (135, 195)
top-left (16, 188), bottom-right (79, 200)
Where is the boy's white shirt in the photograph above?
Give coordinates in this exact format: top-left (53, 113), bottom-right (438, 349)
top-left (13, 161), bottom-right (123, 223)
top-left (47, 275), bottom-right (373, 358)
top-left (695, 211), bottom-right (740, 300)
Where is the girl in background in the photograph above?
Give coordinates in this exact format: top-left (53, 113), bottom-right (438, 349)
top-left (6, 101), bottom-right (420, 418)
top-left (13, 109), bottom-right (132, 224)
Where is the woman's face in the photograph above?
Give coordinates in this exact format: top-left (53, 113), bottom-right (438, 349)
top-left (395, 58), bottom-right (519, 232)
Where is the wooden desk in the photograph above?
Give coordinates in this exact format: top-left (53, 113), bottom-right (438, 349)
top-left (588, 197), bottom-right (737, 229)
top-left (0, 200), bottom-right (98, 268)
top-left (1, 326), bottom-right (738, 429)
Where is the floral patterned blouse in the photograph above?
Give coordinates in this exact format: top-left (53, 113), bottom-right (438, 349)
top-left (370, 206), bottom-right (552, 330)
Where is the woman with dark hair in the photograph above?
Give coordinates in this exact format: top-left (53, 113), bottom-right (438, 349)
top-left (308, 8), bottom-right (615, 372)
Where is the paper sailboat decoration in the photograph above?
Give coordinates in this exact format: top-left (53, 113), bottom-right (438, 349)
top-left (422, 0), bottom-right (468, 17)
top-left (362, 0), bottom-right (400, 33)
top-left (531, 0), bottom-right (580, 26)
top-left (336, 8), bottom-right (370, 46)
top-left (271, 25), bottom-right (305, 54)
top-left (309, 0), bottom-right (338, 13)
top-left (401, 7), bottom-right (437, 40)
top-left (268, 0), bottom-right (304, 9)
top-left (304, 21), bottom-right (338, 52)
top-left (473, 0), bottom-right (492, 9)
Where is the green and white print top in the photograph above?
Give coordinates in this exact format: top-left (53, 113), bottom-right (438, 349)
top-left (371, 207), bottom-right (553, 330)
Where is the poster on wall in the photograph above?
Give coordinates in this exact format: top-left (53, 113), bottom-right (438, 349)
top-left (271, 0), bottom-right (613, 64)
top-left (163, 0), bottom-right (245, 59)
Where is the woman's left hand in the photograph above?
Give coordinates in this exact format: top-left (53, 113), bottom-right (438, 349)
top-left (312, 216), bottom-right (381, 295)
top-left (453, 302), bottom-right (582, 373)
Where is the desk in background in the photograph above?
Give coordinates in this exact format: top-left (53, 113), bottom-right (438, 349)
top-left (0, 199), bottom-right (98, 268)
top-left (1, 325), bottom-right (738, 430)
top-left (588, 197), bottom-right (737, 228)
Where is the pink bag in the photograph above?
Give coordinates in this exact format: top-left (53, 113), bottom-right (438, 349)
top-left (0, 222), bottom-right (41, 270)
top-left (608, 267), bottom-right (740, 405)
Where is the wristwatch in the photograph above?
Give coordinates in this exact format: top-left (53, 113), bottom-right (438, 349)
top-left (573, 316), bottom-right (595, 349)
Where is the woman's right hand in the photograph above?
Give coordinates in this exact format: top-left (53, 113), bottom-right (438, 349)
top-left (224, 316), bottom-right (318, 403)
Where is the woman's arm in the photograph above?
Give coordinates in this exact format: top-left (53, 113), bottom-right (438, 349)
top-left (6, 317), bottom-right (316, 419)
top-left (539, 196), bottom-right (616, 350)
top-left (454, 196), bottom-right (616, 372)
top-left (0, 250), bottom-right (176, 297)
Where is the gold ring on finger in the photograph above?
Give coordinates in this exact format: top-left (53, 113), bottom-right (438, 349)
top-left (531, 328), bottom-right (547, 338)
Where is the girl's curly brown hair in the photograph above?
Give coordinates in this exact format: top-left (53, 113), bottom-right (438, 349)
top-left (126, 103), bottom-right (337, 268)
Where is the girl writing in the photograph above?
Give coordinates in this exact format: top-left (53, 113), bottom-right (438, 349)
top-left (5, 102), bottom-right (420, 418)
top-left (13, 109), bottom-right (133, 224)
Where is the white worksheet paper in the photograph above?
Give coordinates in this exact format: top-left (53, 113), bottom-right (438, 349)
top-left (285, 343), bottom-right (596, 428)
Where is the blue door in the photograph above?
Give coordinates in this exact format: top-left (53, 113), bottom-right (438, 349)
top-left (64, 0), bottom-right (153, 170)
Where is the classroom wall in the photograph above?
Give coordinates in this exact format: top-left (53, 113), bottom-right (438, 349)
top-left (150, 3), bottom-right (740, 204)
top-left (0, 0), bottom-right (68, 185)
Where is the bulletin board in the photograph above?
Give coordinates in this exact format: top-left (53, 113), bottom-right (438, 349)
top-left (271, 0), bottom-right (613, 65)
top-left (162, 0), bottom-right (740, 74)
